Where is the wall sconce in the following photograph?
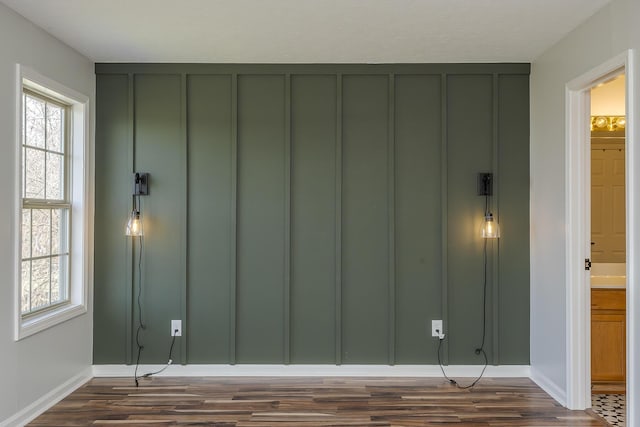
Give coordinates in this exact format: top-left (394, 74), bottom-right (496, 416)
top-left (125, 172), bottom-right (149, 236)
top-left (478, 173), bottom-right (499, 239)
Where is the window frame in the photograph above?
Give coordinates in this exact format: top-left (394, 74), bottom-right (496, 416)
top-left (14, 65), bottom-right (92, 340)
top-left (21, 89), bottom-right (72, 317)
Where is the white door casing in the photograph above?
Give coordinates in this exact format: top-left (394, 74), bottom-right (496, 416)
top-left (565, 50), bottom-right (636, 427)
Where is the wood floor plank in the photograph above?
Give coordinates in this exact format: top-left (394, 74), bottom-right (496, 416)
top-left (29, 377), bottom-right (605, 426)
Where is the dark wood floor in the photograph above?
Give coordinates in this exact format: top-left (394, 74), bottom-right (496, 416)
top-left (30, 377), bottom-right (608, 426)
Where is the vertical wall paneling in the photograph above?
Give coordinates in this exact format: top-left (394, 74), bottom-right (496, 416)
top-left (440, 73), bottom-right (449, 365)
top-left (93, 74), bottom-right (131, 364)
top-left (491, 73), bottom-right (500, 365)
top-left (335, 74), bottom-right (343, 365)
top-left (186, 74), bottom-right (233, 363)
top-left (283, 74), bottom-right (292, 364)
top-left (387, 74), bottom-right (396, 365)
top-left (94, 64), bottom-right (531, 366)
top-left (341, 75), bottom-right (389, 363)
top-left (446, 74), bottom-right (493, 364)
top-left (497, 74), bottom-right (531, 363)
top-left (394, 74), bottom-right (443, 363)
top-left (236, 75), bottom-right (286, 363)
top-left (180, 74), bottom-right (188, 364)
top-left (230, 74), bottom-right (238, 364)
top-left (134, 74), bottom-right (184, 362)
top-left (290, 75), bottom-right (337, 363)
top-left (127, 74), bottom-right (135, 365)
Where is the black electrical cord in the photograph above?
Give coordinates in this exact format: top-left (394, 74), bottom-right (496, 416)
top-left (131, 200), bottom-right (179, 386)
top-left (133, 232), bottom-right (145, 387)
top-left (140, 333), bottom-right (178, 378)
top-left (437, 205), bottom-right (491, 389)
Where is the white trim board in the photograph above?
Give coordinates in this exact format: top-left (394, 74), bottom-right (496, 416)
top-left (530, 367), bottom-right (567, 407)
top-left (564, 50), bottom-right (636, 421)
top-left (92, 364), bottom-right (531, 378)
top-left (14, 64), bottom-right (92, 341)
top-left (627, 47), bottom-right (639, 427)
top-left (0, 368), bottom-right (92, 427)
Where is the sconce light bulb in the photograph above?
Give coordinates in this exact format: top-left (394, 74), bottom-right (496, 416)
top-left (482, 212), bottom-right (500, 239)
top-left (125, 210), bottom-right (143, 237)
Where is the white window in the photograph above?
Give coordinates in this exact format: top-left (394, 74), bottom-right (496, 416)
top-left (15, 66), bottom-right (91, 340)
top-left (21, 90), bottom-right (70, 315)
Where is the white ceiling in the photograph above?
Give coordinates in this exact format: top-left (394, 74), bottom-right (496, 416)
top-left (1, 0), bottom-right (613, 63)
top-left (592, 75), bottom-right (626, 116)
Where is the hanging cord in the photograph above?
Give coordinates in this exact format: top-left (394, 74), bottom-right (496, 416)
top-left (134, 231), bottom-right (145, 387)
top-left (437, 197), bottom-right (490, 389)
top-left (132, 195), bottom-right (179, 386)
top-left (485, 188), bottom-right (489, 219)
top-left (133, 192), bottom-right (138, 214)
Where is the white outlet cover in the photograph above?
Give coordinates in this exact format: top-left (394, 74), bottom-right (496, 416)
top-left (431, 320), bottom-right (443, 337)
top-left (171, 319), bottom-right (182, 336)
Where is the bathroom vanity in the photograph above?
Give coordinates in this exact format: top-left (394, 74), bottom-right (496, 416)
top-left (591, 263), bottom-right (626, 387)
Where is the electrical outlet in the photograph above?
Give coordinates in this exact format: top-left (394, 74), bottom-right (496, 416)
top-left (431, 320), bottom-right (443, 338)
top-left (171, 319), bottom-right (182, 337)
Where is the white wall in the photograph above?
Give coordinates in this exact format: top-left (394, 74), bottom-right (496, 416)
top-left (591, 75), bottom-right (625, 115)
top-left (530, 0), bottom-right (639, 409)
top-left (0, 3), bottom-right (94, 424)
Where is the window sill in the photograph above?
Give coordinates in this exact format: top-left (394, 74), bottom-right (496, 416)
top-left (15, 302), bottom-right (87, 341)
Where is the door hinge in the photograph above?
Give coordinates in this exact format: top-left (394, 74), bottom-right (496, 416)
top-left (585, 258), bottom-right (592, 271)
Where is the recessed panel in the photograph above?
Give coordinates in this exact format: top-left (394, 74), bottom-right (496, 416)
top-left (341, 75), bottom-right (389, 363)
top-left (497, 74), bottom-right (530, 363)
top-left (94, 74), bottom-right (131, 363)
top-left (290, 75), bottom-right (338, 363)
top-left (394, 74), bottom-right (442, 363)
top-left (134, 74), bottom-right (184, 362)
top-left (187, 75), bottom-right (233, 362)
top-left (236, 75), bottom-right (286, 363)
top-left (447, 74), bottom-right (493, 364)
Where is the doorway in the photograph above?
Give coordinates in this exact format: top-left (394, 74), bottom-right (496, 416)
top-left (565, 49), bottom-right (637, 427)
top-left (589, 74), bottom-right (626, 426)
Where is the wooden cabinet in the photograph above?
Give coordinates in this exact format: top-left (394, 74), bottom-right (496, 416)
top-left (591, 289), bottom-right (626, 384)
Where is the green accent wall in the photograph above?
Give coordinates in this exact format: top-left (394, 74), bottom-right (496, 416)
top-left (290, 75), bottom-right (337, 363)
top-left (187, 74), bottom-right (233, 362)
top-left (94, 63), bottom-right (530, 365)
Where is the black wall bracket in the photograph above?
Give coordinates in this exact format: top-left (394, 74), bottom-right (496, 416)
top-left (477, 172), bottom-right (493, 196)
top-left (133, 172), bottom-right (149, 196)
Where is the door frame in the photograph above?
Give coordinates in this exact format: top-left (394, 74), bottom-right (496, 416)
top-left (565, 49), bottom-right (637, 424)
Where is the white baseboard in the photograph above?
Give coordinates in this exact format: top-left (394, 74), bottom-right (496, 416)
top-left (93, 364), bottom-right (531, 378)
top-left (0, 367), bottom-right (92, 427)
top-left (530, 368), bottom-right (567, 406)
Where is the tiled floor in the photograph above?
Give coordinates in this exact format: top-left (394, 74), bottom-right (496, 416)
top-left (592, 394), bottom-right (625, 426)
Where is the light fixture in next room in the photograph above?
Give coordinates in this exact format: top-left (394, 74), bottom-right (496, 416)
top-left (125, 172), bottom-right (149, 237)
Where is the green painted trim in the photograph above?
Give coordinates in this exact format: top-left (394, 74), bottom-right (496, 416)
top-left (96, 63), bottom-right (531, 76)
top-left (387, 74), bottom-right (396, 365)
top-left (440, 73), bottom-right (449, 365)
top-left (229, 73), bottom-right (238, 365)
top-left (491, 74), bottom-right (500, 365)
top-left (180, 73), bottom-right (188, 364)
top-left (126, 73), bottom-right (134, 365)
top-left (283, 74), bottom-right (292, 365)
top-left (334, 74), bottom-right (343, 365)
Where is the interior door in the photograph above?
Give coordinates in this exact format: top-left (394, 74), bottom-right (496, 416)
top-left (591, 139), bottom-right (626, 263)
